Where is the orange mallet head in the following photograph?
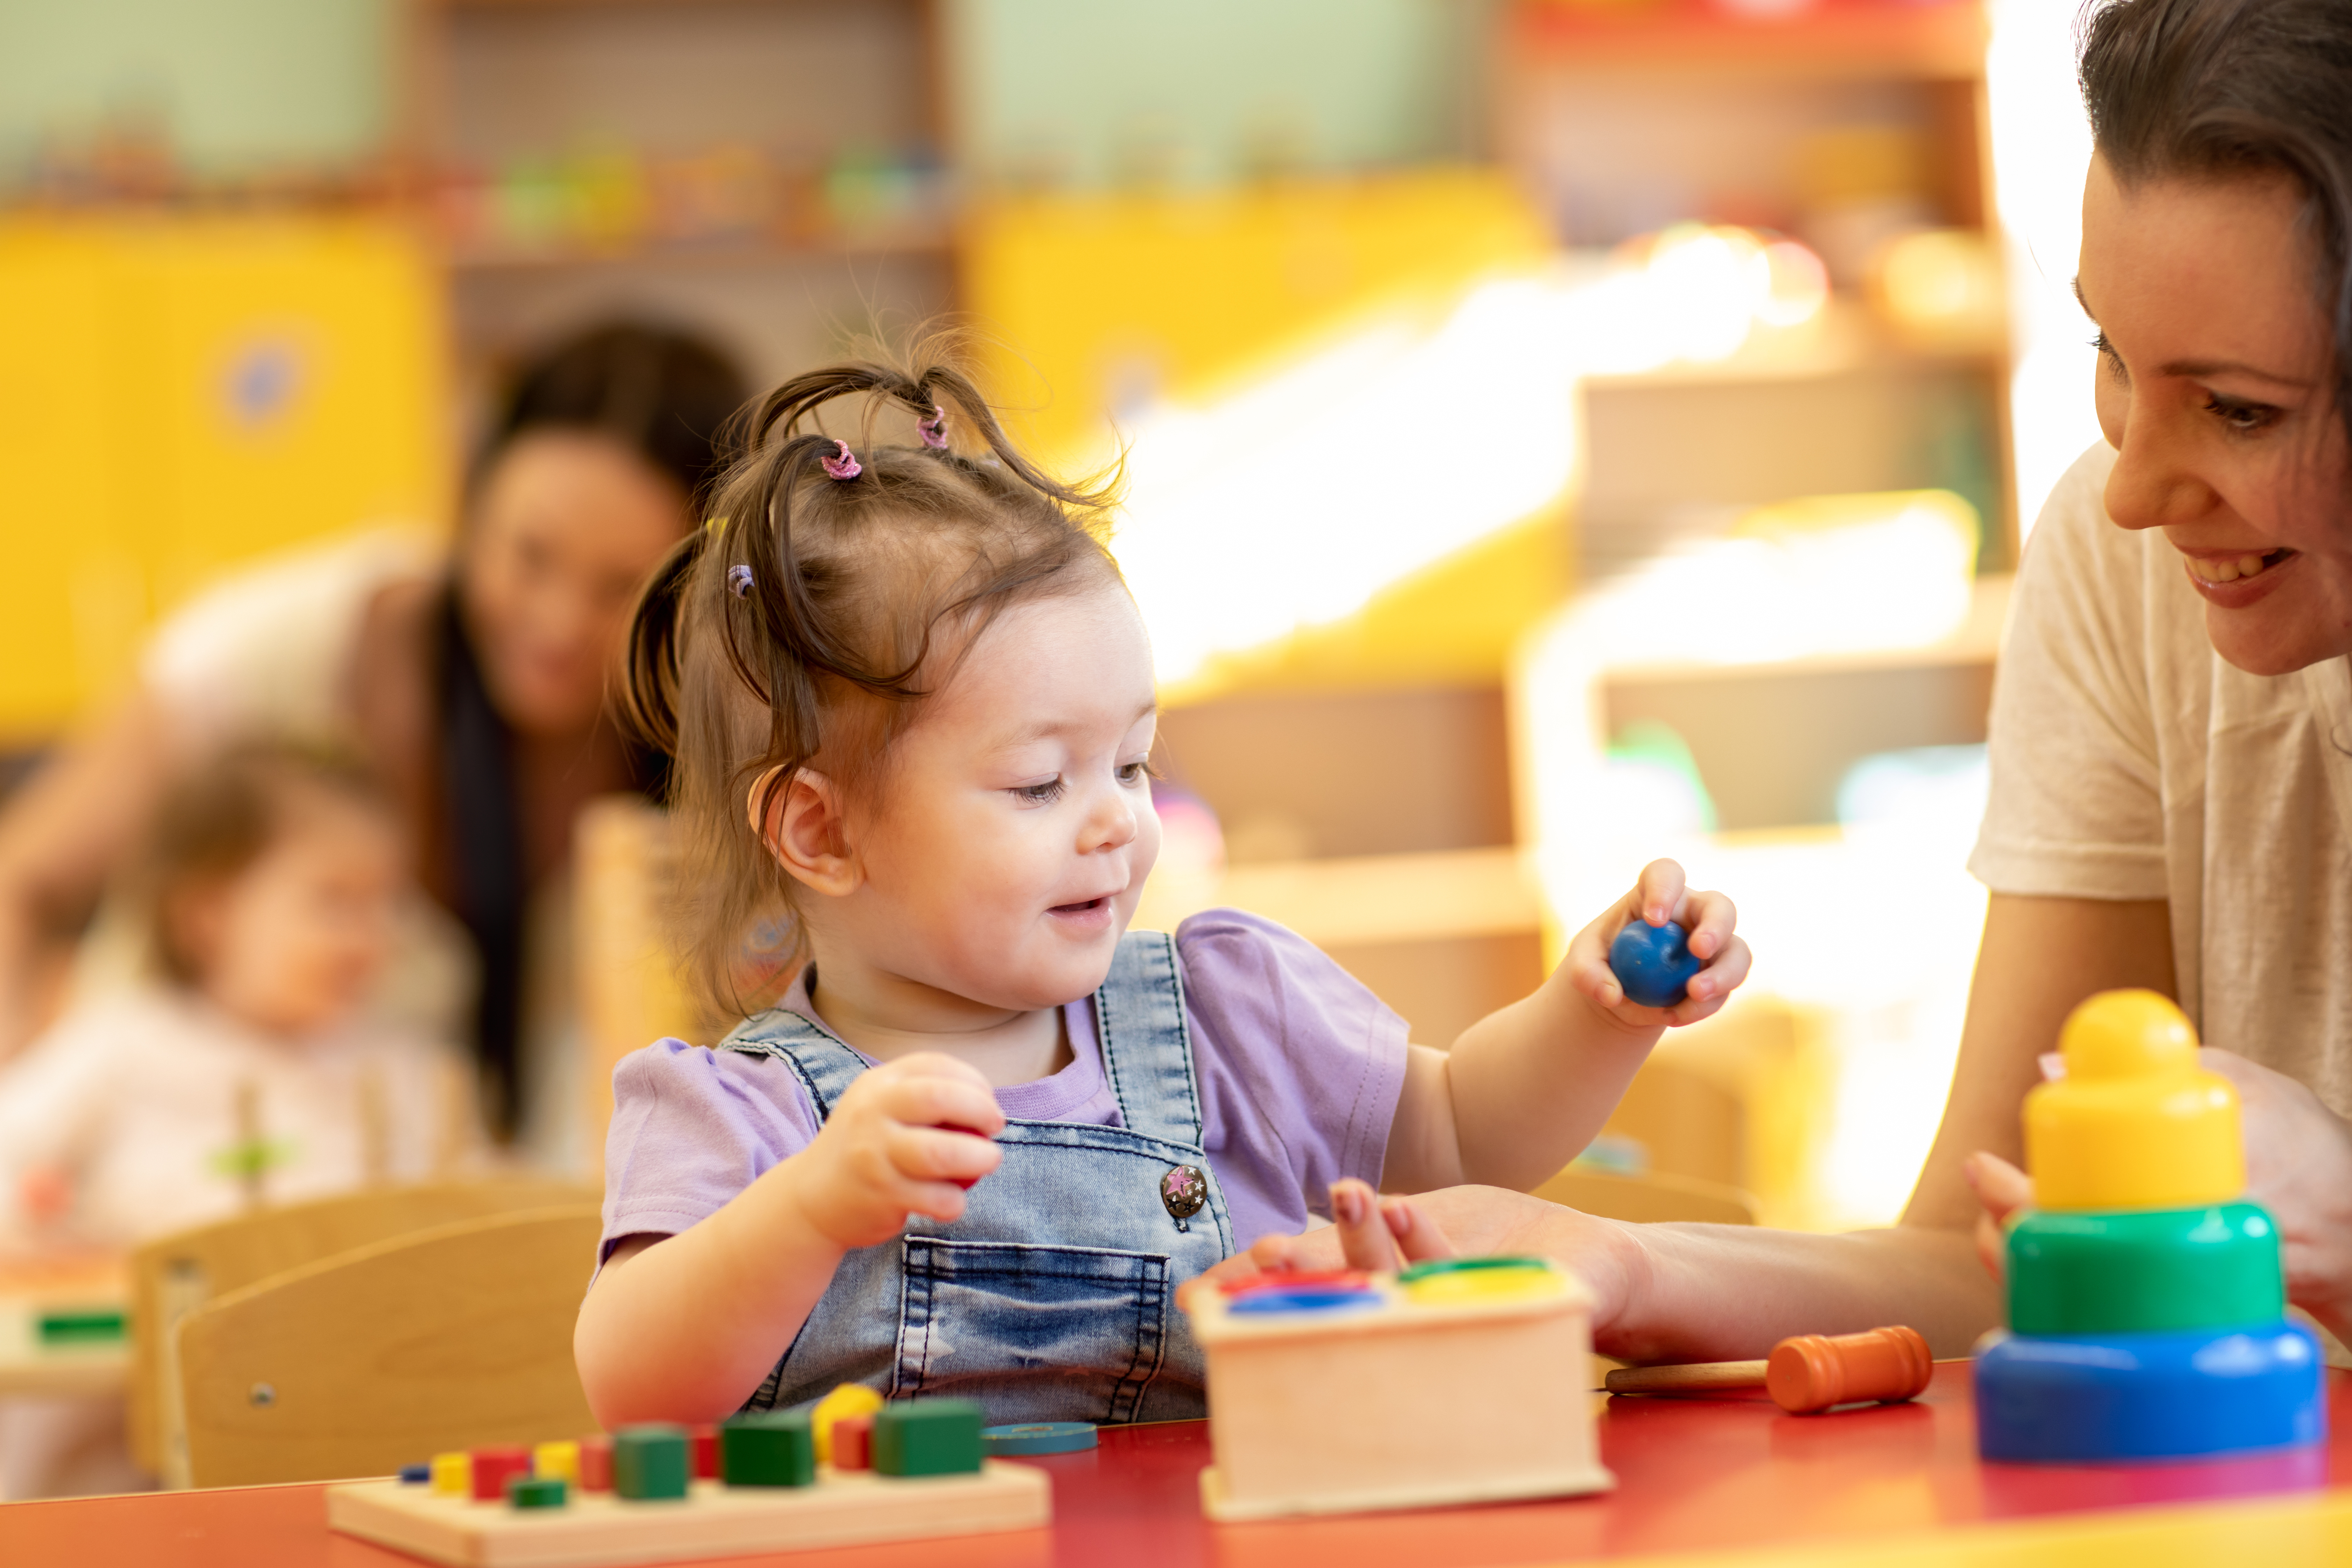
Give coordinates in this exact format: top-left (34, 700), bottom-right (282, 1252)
top-left (1764, 1325), bottom-right (1933, 1413)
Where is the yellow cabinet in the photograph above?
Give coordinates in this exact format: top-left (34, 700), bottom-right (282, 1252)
top-left (0, 215), bottom-right (447, 741)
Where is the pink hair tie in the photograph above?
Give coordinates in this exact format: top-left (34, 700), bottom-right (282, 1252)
top-left (918, 405), bottom-right (949, 450)
top-left (820, 440), bottom-right (861, 481)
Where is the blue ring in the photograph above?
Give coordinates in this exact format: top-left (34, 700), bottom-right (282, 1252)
top-left (1227, 1286), bottom-right (1382, 1316)
top-left (981, 1421), bottom-right (1099, 1455)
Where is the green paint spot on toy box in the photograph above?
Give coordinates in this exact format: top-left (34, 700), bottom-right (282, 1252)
top-left (872, 1399), bottom-right (984, 1476)
top-left (613, 1424), bottom-right (690, 1500)
top-left (722, 1411), bottom-right (816, 1487)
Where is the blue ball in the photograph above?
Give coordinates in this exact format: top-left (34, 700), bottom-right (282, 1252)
top-left (1608, 920), bottom-right (1700, 1008)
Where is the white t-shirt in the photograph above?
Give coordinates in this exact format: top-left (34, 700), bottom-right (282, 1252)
top-left (141, 528), bottom-right (439, 755)
top-left (1969, 443), bottom-right (2352, 1117)
top-left (0, 988), bottom-right (472, 1247)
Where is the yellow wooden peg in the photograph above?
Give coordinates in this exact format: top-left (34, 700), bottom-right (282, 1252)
top-left (810, 1383), bottom-right (884, 1465)
top-left (2025, 990), bottom-right (2244, 1212)
top-left (429, 1451), bottom-right (470, 1496)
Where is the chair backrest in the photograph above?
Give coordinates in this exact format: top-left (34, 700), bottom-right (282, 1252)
top-left (176, 1204), bottom-right (602, 1488)
top-left (575, 796), bottom-right (705, 1181)
top-left (128, 1176), bottom-right (598, 1480)
top-left (1531, 1165), bottom-right (1759, 1227)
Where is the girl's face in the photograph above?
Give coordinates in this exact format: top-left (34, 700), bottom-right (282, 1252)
top-left (181, 793), bottom-right (404, 1038)
top-left (2079, 153), bottom-right (2352, 676)
top-left (827, 580), bottom-right (1163, 1013)
top-left (462, 430), bottom-right (686, 735)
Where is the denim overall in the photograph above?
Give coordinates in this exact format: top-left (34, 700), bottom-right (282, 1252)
top-left (720, 930), bottom-right (1236, 1425)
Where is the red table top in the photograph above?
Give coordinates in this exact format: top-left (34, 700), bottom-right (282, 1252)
top-left (6, 1364), bottom-right (2349, 1568)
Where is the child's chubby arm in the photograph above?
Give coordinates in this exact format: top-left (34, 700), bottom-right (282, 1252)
top-left (574, 1052), bottom-right (1004, 1427)
top-left (1380, 858), bottom-right (1748, 1195)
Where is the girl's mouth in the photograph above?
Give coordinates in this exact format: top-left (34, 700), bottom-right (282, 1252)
top-left (1050, 897), bottom-right (1109, 917)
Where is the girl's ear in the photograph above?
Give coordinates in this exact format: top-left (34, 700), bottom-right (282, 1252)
top-left (754, 767), bottom-right (862, 897)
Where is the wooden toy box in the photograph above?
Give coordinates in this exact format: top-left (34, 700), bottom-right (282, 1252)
top-left (1186, 1258), bottom-right (1614, 1521)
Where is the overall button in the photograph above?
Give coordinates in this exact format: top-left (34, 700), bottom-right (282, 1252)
top-left (1161, 1164), bottom-right (1207, 1220)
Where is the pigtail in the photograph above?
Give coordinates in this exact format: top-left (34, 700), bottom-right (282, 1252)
top-left (619, 530), bottom-right (706, 761)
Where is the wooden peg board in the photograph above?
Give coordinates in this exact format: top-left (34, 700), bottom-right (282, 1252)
top-left (326, 1462), bottom-right (1049, 1568)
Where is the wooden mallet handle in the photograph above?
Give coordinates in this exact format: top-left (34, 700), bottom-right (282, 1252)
top-left (1604, 1359), bottom-right (1768, 1394)
top-left (1604, 1325), bottom-right (1932, 1414)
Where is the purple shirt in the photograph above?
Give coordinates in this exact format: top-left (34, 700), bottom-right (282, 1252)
top-left (599, 910), bottom-right (1407, 1259)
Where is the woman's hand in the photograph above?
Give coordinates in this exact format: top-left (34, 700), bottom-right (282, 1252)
top-left (1561, 859), bottom-right (1751, 1029)
top-left (1197, 1184), bottom-right (1653, 1347)
top-left (1961, 1150), bottom-right (2035, 1283)
top-left (788, 1053), bottom-right (1004, 1250)
top-left (2205, 1049), bottom-right (2352, 1343)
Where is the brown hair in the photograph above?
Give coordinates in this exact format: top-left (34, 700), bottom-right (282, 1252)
top-left (2081, 0), bottom-right (2352, 453)
top-left (141, 744), bottom-right (394, 986)
top-left (623, 337), bottom-right (1123, 1016)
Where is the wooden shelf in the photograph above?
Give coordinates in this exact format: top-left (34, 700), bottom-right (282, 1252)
top-left (1604, 572), bottom-right (2012, 685)
top-left (1507, 0), bottom-right (1988, 81)
top-left (1141, 847), bottom-right (1545, 949)
top-left (1583, 299), bottom-right (2005, 391)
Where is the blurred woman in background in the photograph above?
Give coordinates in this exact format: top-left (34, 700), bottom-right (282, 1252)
top-left (0, 321), bottom-right (747, 1155)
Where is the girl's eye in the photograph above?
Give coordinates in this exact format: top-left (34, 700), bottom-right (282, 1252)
top-left (2204, 393), bottom-right (2281, 434)
top-left (1117, 761), bottom-right (1152, 787)
top-left (1012, 778), bottom-right (1064, 804)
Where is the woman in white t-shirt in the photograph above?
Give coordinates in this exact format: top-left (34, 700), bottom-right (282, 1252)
top-left (0, 324), bottom-right (746, 1153)
top-left (1220, 0), bottom-right (2352, 1365)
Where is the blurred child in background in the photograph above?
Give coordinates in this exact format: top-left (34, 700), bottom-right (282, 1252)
top-left (0, 744), bottom-right (475, 1245)
top-left (0, 744), bottom-right (476, 1498)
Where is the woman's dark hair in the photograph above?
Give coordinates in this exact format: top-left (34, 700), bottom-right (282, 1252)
top-left (449, 321), bottom-right (744, 1136)
top-left (2081, 0), bottom-right (2352, 453)
top-left (485, 322), bottom-right (750, 505)
top-left (622, 336), bottom-right (1121, 1015)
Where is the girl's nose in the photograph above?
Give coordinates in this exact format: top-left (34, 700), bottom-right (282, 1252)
top-left (1081, 787), bottom-right (1138, 854)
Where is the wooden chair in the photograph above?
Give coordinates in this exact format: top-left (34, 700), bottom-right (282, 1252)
top-left (175, 1204), bottom-right (602, 1488)
top-left (1530, 1165), bottom-right (1759, 1227)
top-left (128, 1176), bottom-right (597, 1485)
top-left (575, 797), bottom-right (706, 1181)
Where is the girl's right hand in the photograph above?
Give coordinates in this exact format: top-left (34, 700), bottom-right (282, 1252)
top-left (788, 1053), bottom-right (1006, 1250)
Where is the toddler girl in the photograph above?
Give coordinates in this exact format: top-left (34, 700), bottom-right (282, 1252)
top-left (575, 349), bottom-right (1750, 1428)
top-left (0, 744), bottom-right (472, 1247)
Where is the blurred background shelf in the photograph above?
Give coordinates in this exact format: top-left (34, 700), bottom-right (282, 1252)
top-left (1506, 0), bottom-right (1989, 81)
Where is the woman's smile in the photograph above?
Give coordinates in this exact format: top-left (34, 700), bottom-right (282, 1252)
top-left (2175, 542), bottom-right (2300, 607)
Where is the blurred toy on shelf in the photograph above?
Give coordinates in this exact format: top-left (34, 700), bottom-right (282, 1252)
top-left (1974, 991), bottom-right (2327, 1466)
top-left (430, 141), bottom-right (948, 265)
top-left (1185, 1256), bottom-right (1612, 1521)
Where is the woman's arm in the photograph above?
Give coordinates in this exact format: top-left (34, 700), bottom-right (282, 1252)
top-left (1257, 894), bottom-right (2177, 1359)
top-left (0, 695), bottom-right (175, 1061)
top-left (1382, 861), bottom-right (1749, 1194)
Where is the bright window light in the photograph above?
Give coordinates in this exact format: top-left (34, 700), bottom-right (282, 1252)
top-left (1987, 0), bottom-right (2106, 537)
top-left (1109, 229), bottom-right (1829, 685)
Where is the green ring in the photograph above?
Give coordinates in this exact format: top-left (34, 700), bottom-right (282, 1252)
top-left (1396, 1256), bottom-right (1550, 1284)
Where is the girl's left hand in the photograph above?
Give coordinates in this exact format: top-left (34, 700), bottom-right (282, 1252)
top-left (1563, 858), bottom-right (1750, 1029)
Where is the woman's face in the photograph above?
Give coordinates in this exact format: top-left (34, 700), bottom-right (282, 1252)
top-left (461, 430), bottom-right (686, 735)
top-left (2079, 154), bottom-right (2352, 676)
